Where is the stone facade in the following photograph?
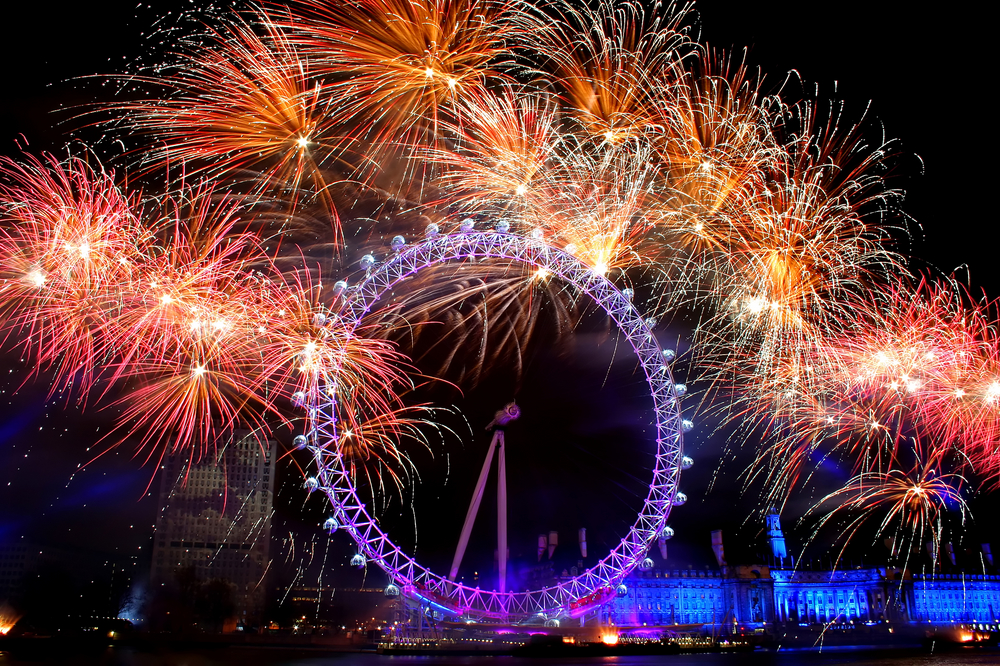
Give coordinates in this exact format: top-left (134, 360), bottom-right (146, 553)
top-left (909, 572), bottom-right (1000, 623)
top-left (608, 565), bottom-right (1000, 628)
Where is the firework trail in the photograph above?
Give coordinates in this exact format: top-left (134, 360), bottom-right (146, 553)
top-left (0, 155), bottom-right (419, 477)
top-left (1, 0), bottom-right (996, 556)
top-left (803, 443), bottom-right (968, 571)
top-left (276, 0), bottom-right (535, 163)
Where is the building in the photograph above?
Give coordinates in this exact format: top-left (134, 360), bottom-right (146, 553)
top-left (766, 509), bottom-right (787, 561)
top-left (611, 564), bottom-right (1000, 629)
top-left (607, 564), bottom-right (777, 628)
top-left (0, 540), bottom-right (139, 628)
top-left (0, 543), bottom-right (36, 604)
top-left (910, 572), bottom-right (1000, 623)
top-left (606, 512), bottom-right (1000, 629)
top-left (150, 430), bottom-right (276, 626)
top-left (607, 568), bottom-right (725, 626)
top-left (613, 564), bottom-right (1000, 629)
top-left (771, 567), bottom-right (894, 623)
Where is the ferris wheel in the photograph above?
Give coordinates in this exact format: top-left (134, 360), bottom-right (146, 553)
top-left (302, 227), bottom-right (692, 621)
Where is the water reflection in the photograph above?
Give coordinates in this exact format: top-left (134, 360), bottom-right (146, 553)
top-left (2, 646), bottom-right (1000, 666)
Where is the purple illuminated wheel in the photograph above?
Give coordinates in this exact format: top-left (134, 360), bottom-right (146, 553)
top-left (306, 230), bottom-right (688, 621)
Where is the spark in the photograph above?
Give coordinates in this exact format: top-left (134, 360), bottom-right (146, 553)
top-left (26, 270), bottom-right (45, 287)
top-left (0, 0), bottom-right (992, 558)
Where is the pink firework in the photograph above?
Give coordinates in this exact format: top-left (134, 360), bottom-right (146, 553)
top-left (0, 154), bottom-right (147, 396)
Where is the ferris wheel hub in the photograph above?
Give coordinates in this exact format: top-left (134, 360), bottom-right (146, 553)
top-left (487, 401), bottom-right (521, 429)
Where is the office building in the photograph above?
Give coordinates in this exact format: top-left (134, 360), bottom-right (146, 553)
top-left (150, 430), bottom-right (275, 626)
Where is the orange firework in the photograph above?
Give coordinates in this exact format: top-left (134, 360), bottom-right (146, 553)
top-left (804, 445), bottom-right (968, 571)
top-left (429, 85), bottom-right (663, 276)
top-left (534, 0), bottom-right (693, 144)
top-left (692, 96), bottom-right (906, 438)
top-left (427, 86), bottom-right (560, 214)
top-left (365, 259), bottom-right (581, 385)
top-left (279, 0), bottom-right (531, 155)
top-left (651, 52), bottom-right (780, 280)
top-left (654, 52), bottom-right (777, 194)
top-left (524, 143), bottom-right (661, 276)
top-left (109, 14), bottom-right (341, 227)
top-left (252, 270), bottom-right (415, 432)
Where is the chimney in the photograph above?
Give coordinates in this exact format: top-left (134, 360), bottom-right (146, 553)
top-left (711, 530), bottom-right (726, 567)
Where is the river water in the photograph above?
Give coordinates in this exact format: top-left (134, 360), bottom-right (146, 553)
top-left (2, 647), bottom-right (998, 666)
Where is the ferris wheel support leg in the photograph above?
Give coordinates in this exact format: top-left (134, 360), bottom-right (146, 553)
top-left (448, 429), bottom-right (501, 582)
top-left (497, 430), bottom-right (507, 595)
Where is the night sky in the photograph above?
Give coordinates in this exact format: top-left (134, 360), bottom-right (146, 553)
top-left (0, 0), bottom-right (996, 603)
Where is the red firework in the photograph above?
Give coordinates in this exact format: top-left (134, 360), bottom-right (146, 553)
top-left (0, 154), bottom-right (147, 396)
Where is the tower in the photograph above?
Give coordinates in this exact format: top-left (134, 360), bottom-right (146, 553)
top-left (766, 508), bottom-right (787, 562)
top-left (150, 430), bottom-right (276, 627)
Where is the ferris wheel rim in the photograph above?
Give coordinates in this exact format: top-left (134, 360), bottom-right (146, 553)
top-left (307, 230), bottom-right (687, 620)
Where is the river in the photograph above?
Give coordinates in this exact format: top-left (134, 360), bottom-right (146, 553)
top-left (2, 646), bottom-right (998, 666)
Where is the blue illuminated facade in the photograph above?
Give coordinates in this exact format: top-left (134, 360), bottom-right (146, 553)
top-left (910, 572), bottom-right (1000, 623)
top-left (771, 567), bottom-right (892, 623)
top-left (603, 511), bottom-right (998, 629)
top-left (607, 565), bottom-right (1000, 628)
top-left (607, 569), bottom-right (727, 626)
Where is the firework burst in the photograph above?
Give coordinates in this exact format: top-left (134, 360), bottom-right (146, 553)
top-left (278, 0), bottom-right (532, 157)
top-left (1, 0), bottom-right (995, 558)
top-left (0, 154), bottom-right (147, 396)
top-left (107, 14), bottom-right (343, 226)
top-left (0, 154), bottom-right (421, 474)
top-left (427, 86), bottom-right (560, 214)
top-left (804, 445), bottom-right (968, 571)
top-left (534, 0), bottom-right (693, 144)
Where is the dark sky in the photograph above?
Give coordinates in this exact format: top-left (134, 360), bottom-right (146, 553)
top-left (695, 2), bottom-right (996, 295)
top-left (0, 0), bottom-right (995, 593)
top-left (1, 1), bottom-right (991, 286)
